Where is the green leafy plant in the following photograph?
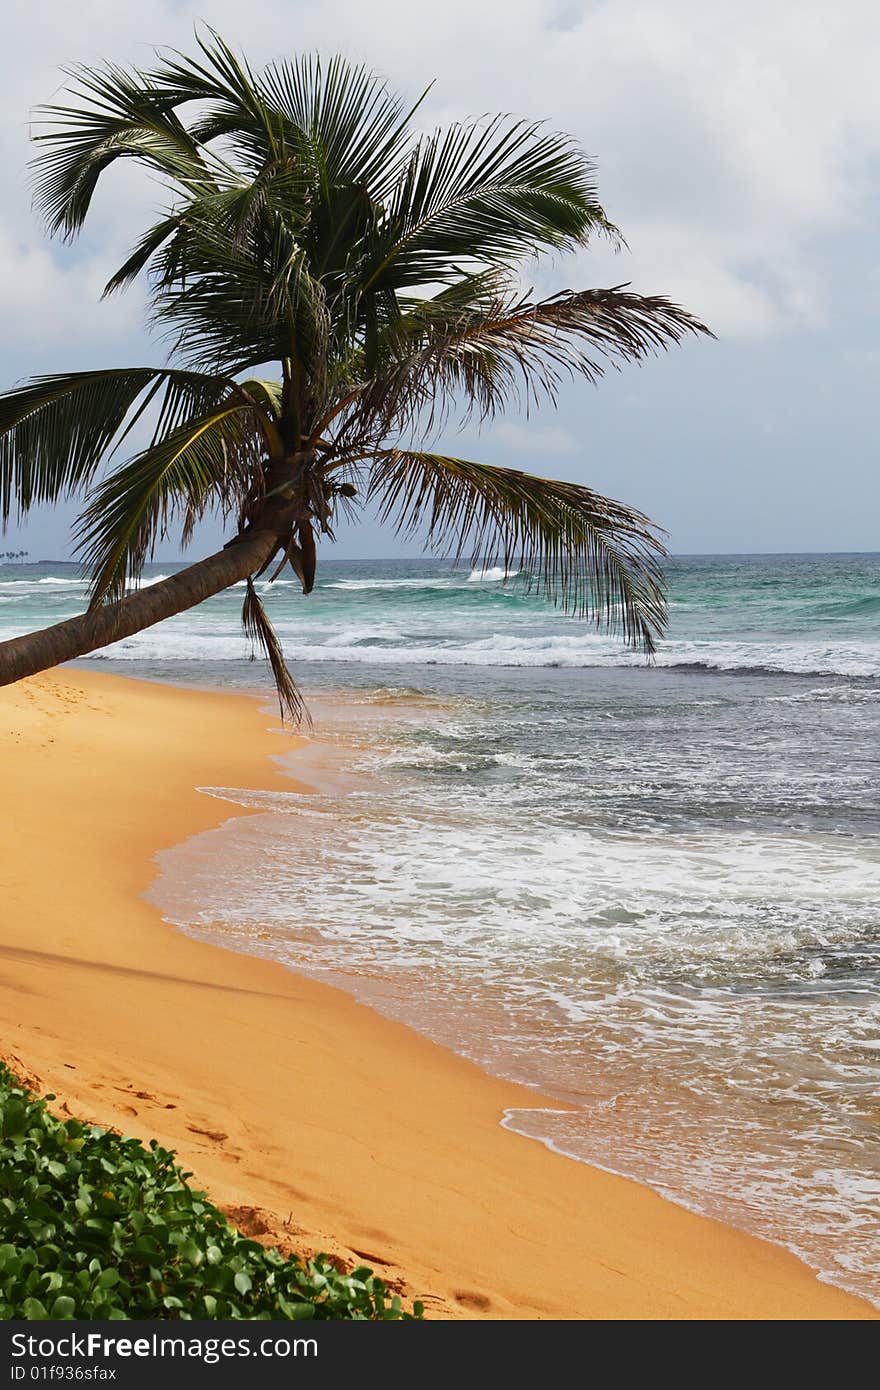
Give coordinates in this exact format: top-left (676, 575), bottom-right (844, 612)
top-left (0, 1064), bottom-right (423, 1320)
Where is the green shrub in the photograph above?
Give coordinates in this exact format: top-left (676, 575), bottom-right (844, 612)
top-left (0, 1064), bottom-right (423, 1320)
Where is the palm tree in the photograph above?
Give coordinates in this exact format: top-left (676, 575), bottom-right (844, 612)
top-left (0, 33), bottom-right (710, 719)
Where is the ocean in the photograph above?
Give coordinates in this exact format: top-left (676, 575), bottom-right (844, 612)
top-left (2, 552), bottom-right (878, 1302)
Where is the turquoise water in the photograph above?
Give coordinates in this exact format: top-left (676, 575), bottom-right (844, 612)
top-left (3, 552), bottom-right (879, 675)
top-left (3, 553), bottom-right (879, 1301)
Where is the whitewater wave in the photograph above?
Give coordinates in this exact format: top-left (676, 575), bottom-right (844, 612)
top-left (323, 578), bottom-right (457, 591)
top-left (0, 576), bottom-right (87, 589)
top-left (47, 622), bottom-right (879, 679)
top-left (763, 684), bottom-right (880, 704)
top-left (127, 574), bottom-right (171, 589)
top-left (0, 573), bottom-right (171, 591)
top-left (468, 566), bottom-right (521, 582)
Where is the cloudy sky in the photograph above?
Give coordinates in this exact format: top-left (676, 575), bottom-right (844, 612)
top-left (1, 1), bottom-right (878, 560)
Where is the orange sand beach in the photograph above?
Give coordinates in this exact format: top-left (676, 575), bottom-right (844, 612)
top-left (1, 668), bottom-right (874, 1320)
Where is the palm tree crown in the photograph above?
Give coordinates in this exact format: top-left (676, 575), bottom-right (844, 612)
top-left (0, 32), bottom-right (711, 718)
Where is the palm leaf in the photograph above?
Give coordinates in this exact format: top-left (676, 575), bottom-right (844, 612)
top-left (0, 367), bottom-right (229, 526)
top-left (31, 62), bottom-right (212, 240)
top-left (242, 576), bottom-right (310, 725)
top-left (150, 32), bottom-right (286, 162)
top-left (76, 401), bottom-right (263, 604)
top-left (141, 36), bottom-right (419, 208)
top-left (253, 49), bottom-right (423, 197)
top-left (368, 449), bottom-right (668, 652)
top-left (102, 213), bottom-right (189, 298)
top-left (360, 115), bottom-right (616, 295)
top-left (149, 203), bottom-right (330, 378)
top-left (346, 283), bottom-right (712, 437)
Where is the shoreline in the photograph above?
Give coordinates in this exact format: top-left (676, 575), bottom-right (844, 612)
top-left (1, 667), bottom-right (874, 1320)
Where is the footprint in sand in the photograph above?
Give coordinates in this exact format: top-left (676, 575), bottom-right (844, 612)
top-left (113, 1084), bottom-right (176, 1109)
top-left (453, 1290), bottom-right (493, 1312)
top-left (187, 1124), bottom-right (229, 1143)
top-left (351, 1247), bottom-right (391, 1267)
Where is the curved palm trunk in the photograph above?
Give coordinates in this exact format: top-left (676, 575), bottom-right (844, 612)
top-left (0, 529), bottom-right (280, 686)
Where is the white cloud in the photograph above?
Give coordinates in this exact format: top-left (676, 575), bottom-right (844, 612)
top-left (0, 0), bottom-right (878, 352)
top-left (0, 223), bottom-right (144, 357)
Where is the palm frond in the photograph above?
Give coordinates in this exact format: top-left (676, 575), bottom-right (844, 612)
top-left (368, 449), bottom-right (668, 652)
top-left (149, 203), bottom-right (330, 378)
top-left (255, 50), bottom-right (421, 197)
top-left (102, 213), bottom-right (188, 298)
top-left (146, 35), bottom-right (418, 196)
top-left (76, 401), bottom-right (264, 604)
top-left (31, 62), bottom-right (212, 240)
top-left (0, 367), bottom-right (229, 526)
top-left (237, 377), bottom-right (283, 417)
top-left (360, 115), bottom-right (616, 295)
top-left (242, 576), bottom-right (310, 725)
top-left (342, 283), bottom-right (711, 439)
top-left (150, 31), bottom-right (286, 161)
